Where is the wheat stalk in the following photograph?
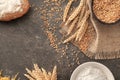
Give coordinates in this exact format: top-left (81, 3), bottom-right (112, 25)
top-left (62, 0), bottom-right (90, 43)
top-left (65, 0), bottom-right (85, 26)
top-left (63, 0), bottom-right (74, 22)
top-left (24, 64), bottom-right (57, 80)
top-left (0, 71), bottom-right (18, 80)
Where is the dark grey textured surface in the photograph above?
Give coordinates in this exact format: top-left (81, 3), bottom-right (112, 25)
top-left (0, 0), bottom-right (120, 80)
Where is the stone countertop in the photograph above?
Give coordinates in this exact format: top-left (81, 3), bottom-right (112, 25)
top-left (0, 0), bottom-right (120, 80)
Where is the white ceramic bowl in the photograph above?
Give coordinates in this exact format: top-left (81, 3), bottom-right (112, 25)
top-left (70, 62), bottom-right (115, 80)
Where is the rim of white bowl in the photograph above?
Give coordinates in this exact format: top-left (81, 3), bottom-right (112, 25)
top-left (70, 62), bottom-right (115, 80)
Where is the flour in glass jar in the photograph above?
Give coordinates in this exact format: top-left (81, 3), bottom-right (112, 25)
top-left (76, 66), bottom-right (108, 80)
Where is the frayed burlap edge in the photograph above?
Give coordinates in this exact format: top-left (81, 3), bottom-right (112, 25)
top-left (86, 50), bottom-right (120, 59)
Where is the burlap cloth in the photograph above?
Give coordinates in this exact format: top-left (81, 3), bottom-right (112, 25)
top-left (61, 0), bottom-right (120, 59)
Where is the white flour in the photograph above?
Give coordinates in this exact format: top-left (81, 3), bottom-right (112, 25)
top-left (0, 0), bottom-right (22, 17)
top-left (76, 66), bottom-right (107, 80)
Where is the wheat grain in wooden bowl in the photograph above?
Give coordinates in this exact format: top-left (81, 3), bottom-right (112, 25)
top-left (93, 0), bottom-right (120, 24)
top-left (0, 0), bottom-right (30, 21)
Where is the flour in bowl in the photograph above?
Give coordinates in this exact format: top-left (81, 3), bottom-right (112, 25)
top-left (0, 0), bottom-right (22, 17)
top-left (76, 66), bottom-right (107, 80)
